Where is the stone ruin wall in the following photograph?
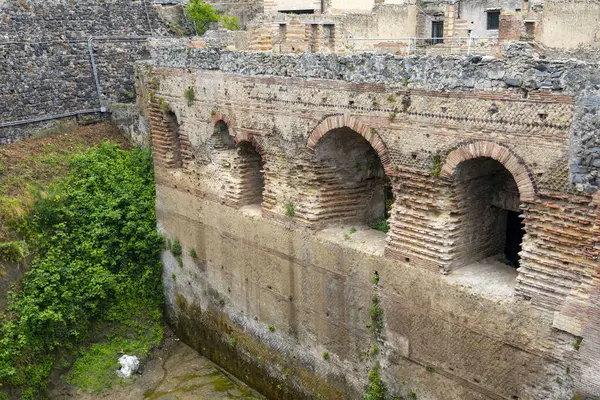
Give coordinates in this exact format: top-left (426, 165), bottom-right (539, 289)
top-left (0, 0), bottom-right (180, 144)
top-left (207, 0), bottom-right (265, 28)
top-left (139, 39), bottom-right (600, 399)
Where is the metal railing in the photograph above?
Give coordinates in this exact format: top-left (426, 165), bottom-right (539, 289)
top-left (347, 35), bottom-right (499, 56)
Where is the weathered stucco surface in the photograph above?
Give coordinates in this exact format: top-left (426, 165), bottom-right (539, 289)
top-left (141, 40), bottom-right (600, 399)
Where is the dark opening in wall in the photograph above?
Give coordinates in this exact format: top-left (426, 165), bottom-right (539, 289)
top-left (309, 128), bottom-right (391, 227)
top-left (487, 11), bottom-right (500, 30)
top-left (279, 9), bottom-right (315, 14)
top-left (453, 157), bottom-right (523, 269)
top-left (237, 141), bottom-right (264, 206)
top-left (212, 121), bottom-right (236, 150)
top-left (164, 110), bottom-right (183, 169)
top-left (505, 210), bottom-right (524, 268)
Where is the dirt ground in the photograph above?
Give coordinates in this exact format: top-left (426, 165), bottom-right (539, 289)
top-left (50, 329), bottom-right (264, 400)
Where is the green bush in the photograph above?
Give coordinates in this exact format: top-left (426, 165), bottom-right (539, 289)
top-left (220, 14), bottom-right (241, 31)
top-left (184, 87), bottom-right (195, 107)
top-left (171, 238), bottom-right (182, 256)
top-left (0, 241), bottom-right (28, 263)
top-left (186, 0), bottom-right (220, 35)
top-left (370, 219), bottom-right (389, 233)
top-left (364, 361), bottom-right (386, 400)
top-left (0, 143), bottom-right (163, 395)
top-left (186, 0), bottom-right (241, 34)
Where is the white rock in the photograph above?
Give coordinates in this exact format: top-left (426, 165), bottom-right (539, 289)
top-left (116, 355), bottom-right (140, 378)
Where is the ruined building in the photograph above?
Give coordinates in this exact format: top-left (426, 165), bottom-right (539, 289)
top-left (1, 0), bottom-right (600, 399)
top-left (140, 37), bottom-right (600, 399)
top-left (242, 0), bottom-right (600, 54)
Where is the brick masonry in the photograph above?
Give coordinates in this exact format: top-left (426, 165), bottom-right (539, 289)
top-left (140, 39), bottom-right (600, 399)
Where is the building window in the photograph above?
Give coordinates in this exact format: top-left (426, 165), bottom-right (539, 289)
top-left (487, 11), bottom-right (500, 30)
top-left (432, 21), bottom-right (444, 44)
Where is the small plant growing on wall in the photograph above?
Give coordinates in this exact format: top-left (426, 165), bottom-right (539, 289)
top-left (157, 97), bottom-right (169, 113)
top-left (189, 248), bottom-right (198, 259)
top-left (370, 219), bottom-right (389, 233)
top-left (364, 361), bottom-right (386, 400)
top-left (285, 202), bottom-right (295, 217)
top-left (430, 154), bottom-right (442, 177)
top-left (228, 337), bottom-right (237, 347)
top-left (572, 337), bottom-right (583, 351)
top-left (268, 324), bottom-right (275, 332)
top-left (171, 238), bottom-right (182, 256)
top-left (371, 272), bottom-right (379, 286)
top-left (322, 352), bottom-right (329, 360)
top-left (184, 87), bottom-right (195, 106)
top-left (369, 295), bottom-right (384, 337)
top-left (370, 344), bottom-right (378, 356)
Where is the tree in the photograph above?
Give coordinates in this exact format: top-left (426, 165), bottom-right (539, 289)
top-left (185, 0), bottom-right (220, 35)
top-left (185, 0), bottom-right (241, 34)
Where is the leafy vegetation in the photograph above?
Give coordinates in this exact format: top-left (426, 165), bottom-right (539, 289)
top-left (285, 202), bottom-right (295, 217)
top-left (371, 272), bottom-right (379, 286)
top-left (0, 241), bottom-right (28, 263)
top-left (184, 87), bottom-right (195, 107)
top-left (0, 143), bottom-right (163, 396)
top-left (369, 295), bottom-right (384, 337)
top-left (220, 14), bottom-right (241, 31)
top-left (431, 154), bottom-right (442, 177)
top-left (364, 361), bottom-right (386, 400)
top-left (185, 0), bottom-right (241, 35)
top-left (370, 218), bottom-right (390, 233)
top-left (171, 238), bottom-right (182, 257)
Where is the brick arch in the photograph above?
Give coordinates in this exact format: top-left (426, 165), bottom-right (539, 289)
top-left (234, 131), bottom-right (266, 156)
top-left (211, 113), bottom-right (264, 155)
top-left (211, 112), bottom-right (234, 132)
top-left (440, 141), bottom-right (536, 202)
top-left (307, 114), bottom-right (394, 175)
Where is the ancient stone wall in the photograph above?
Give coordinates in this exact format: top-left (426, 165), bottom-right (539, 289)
top-left (207, 0), bottom-right (264, 27)
top-left (0, 0), bottom-right (174, 144)
top-left (140, 39), bottom-right (600, 399)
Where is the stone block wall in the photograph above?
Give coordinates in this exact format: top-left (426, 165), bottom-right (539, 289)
top-left (207, 0), bottom-right (264, 27)
top-left (0, 0), bottom-right (174, 144)
top-left (139, 39), bottom-right (600, 399)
